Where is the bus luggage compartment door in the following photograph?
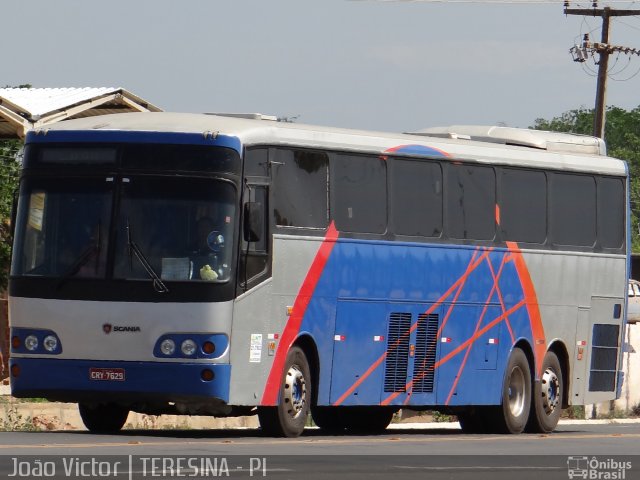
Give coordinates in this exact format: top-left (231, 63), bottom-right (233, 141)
top-left (329, 301), bottom-right (388, 405)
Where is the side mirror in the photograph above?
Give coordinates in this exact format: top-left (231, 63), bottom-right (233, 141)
top-left (243, 202), bottom-right (263, 243)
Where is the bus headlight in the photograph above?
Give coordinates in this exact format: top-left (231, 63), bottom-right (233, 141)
top-left (160, 339), bottom-right (176, 356)
top-left (153, 333), bottom-right (228, 358)
top-left (10, 328), bottom-right (62, 355)
top-left (181, 339), bottom-right (197, 356)
top-left (43, 335), bottom-right (58, 353)
top-left (24, 335), bottom-right (39, 352)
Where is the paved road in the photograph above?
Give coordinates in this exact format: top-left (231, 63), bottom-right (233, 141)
top-left (0, 422), bottom-right (637, 479)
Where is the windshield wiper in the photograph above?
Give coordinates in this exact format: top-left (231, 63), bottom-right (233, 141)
top-left (56, 221), bottom-right (101, 290)
top-left (126, 218), bottom-right (169, 294)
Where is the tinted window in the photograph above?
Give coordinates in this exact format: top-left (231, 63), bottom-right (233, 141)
top-left (240, 185), bottom-right (269, 282)
top-left (391, 159), bottom-right (442, 237)
top-left (113, 177), bottom-right (236, 283)
top-left (500, 169), bottom-right (546, 243)
top-left (24, 144), bottom-right (241, 174)
top-left (244, 148), bottom-right (269, 177)
top-left (598, 177), bottom-right (625, 249)
top-left (333, 154), bottom-right (387, 233)
top-left (273, 149), bottom-right (329, 228)
top-left (11, 178), bottom-right (113, 278)
top-left (550, 173), bottom-right (596, 246)
top-left (122, 144), bottom-right (240, 174)
top-left (445, 164), bottom-right (495, 240)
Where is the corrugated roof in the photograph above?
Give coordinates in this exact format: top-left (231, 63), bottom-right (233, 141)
top-left (0, 87), bottom-right (161, 138)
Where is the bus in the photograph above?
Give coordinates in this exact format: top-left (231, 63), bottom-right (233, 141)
top-left (8, 113), bottom-right (628, 437)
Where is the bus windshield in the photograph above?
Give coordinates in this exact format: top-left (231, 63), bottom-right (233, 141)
top-left (12, 176), bottom-right (237, 284)
top-left (113, 176), bottom-right (236, 283)
top-left (11, 177), bottom-right (112, 279)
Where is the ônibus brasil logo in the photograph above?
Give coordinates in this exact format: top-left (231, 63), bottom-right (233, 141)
top-left (102, 324), bottom-right (141, 334)
top-left (567, 456), bottom-right (632, 479)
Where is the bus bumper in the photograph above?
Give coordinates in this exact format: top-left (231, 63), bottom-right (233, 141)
top-left (9, 358), bottom-right (231, 404)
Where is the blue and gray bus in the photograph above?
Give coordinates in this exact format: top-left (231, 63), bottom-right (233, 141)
top-left (8, 113), bottom-right (628, 436)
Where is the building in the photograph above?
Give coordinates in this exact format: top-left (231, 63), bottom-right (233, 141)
top-left (0, 87), bottom-right (161, 139)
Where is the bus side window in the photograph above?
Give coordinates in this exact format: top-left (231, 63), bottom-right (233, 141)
top-left (445, 163), bottom-right (495, 241)
top-left (597, 177), bottom-right (624, 250)
top-left (550, 173), bottom-right (596, 247)
top-left (240, 184), bottom-right (269, 286)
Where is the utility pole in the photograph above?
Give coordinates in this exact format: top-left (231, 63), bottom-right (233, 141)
top-left (564, 2), bottom-right (640, 139)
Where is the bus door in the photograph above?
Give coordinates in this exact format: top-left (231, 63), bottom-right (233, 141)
top-left (329, 300), bottom-right (388, 405)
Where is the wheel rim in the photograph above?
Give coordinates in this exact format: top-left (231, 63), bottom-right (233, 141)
top-left (507, 365), bottom-right (526, 417)
top-left (283, 364), bottom-right (306, 419)
top-left (541, 367), bottom-right (561, 415)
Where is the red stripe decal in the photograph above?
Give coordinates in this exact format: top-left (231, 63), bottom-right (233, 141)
top-left (506, 241), bottom-right (546, 377)
top-left (260, 222), bottom-right (339, 405)
top-left (444, 253), bottom-right (509, 405)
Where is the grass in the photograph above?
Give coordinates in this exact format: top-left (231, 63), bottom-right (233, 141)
top-left (0, 405), bottom-right (38, 431)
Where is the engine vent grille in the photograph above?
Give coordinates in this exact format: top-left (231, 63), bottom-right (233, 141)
top-left (412, 313), bottom-right (440, 393)
top-left (589, 324), bottom-right (620, 392)
top-left (384, 313), bottom-right (411, 393)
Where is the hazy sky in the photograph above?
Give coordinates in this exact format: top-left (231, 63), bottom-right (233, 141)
top-left (4, 0), bottom-right (640, 133)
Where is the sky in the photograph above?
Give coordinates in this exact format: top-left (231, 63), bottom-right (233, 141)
top-left (4, 0), bottom-right (640, 133)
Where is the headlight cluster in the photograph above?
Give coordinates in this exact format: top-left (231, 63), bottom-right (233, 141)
top-left (154, 334), bottom-right (228, 359)
top-left (11, 329), bottom-right (62, 355)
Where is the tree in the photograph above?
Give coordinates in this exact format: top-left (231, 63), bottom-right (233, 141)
top-left (0, 140), bottom-right (21, 292)
top-left (0, 85), bottom-right (31, 293)
top-left (533, 106), bottom-right (640, 252)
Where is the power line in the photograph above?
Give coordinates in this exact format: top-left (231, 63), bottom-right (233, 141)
top-left (353, 0), bottom-right (640, 4)
top-left (565, 2), bottom-right (640, 139)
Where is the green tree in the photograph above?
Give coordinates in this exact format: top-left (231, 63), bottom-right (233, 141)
top-left (533, 106), bottom-right (640, 252)
top-left (0, 140), bottom-right (21, 292)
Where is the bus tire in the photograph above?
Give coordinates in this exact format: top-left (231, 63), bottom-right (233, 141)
top-left (489, 347), bottom-right (531, 434)
top-left (526, 351), bottom-right (563, 433)
top-left (78, 403), bottom-right (129, 433)
top-left (258, 346), bottom-right (310, 437)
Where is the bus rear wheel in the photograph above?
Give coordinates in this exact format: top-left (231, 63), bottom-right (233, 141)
top-left (78, 403), bottom-right (129, 433)
top-left (526, 351), bottom-right (563, 433)
top-left (258, 346), bottom-right (311, 437)
top-left (488, 347), bottom-right (531, 434)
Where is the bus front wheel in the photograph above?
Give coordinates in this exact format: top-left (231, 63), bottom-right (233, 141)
top-left (258, 346), bottom-right (311, 437)
top-left (78, 403), bottom-right (129, 433)
top-left (526, 351), bottom-right (563, 433)
top-left (489, 347), bottom-right (531, 434)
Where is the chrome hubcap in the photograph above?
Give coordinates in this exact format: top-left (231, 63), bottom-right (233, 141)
top-left (507, 366), bottom-right (526, 417)
top-left (541, 367), bottom-right (560, 415)
top-left (283, 364), bottom-right (306, 419)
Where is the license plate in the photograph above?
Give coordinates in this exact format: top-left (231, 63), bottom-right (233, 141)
top-left (89, 368), bottom-right (125, 382)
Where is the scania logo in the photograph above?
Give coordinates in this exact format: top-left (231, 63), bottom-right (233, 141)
top-left (102, 324), bottom-right (141, 334)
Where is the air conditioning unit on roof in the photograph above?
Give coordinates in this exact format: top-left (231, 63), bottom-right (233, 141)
top-left (406, 125), bottom-right (607, 156)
